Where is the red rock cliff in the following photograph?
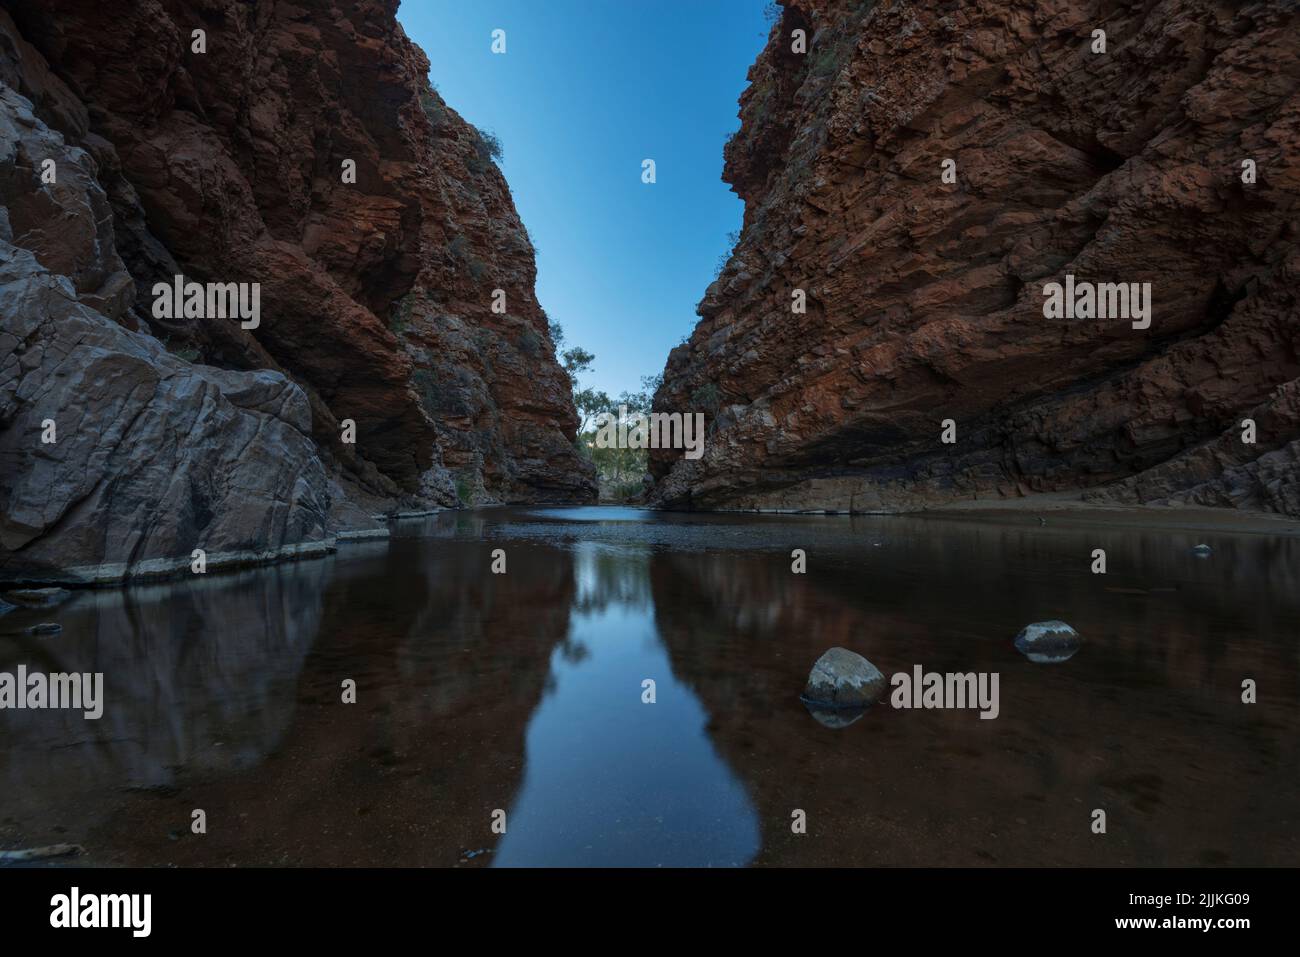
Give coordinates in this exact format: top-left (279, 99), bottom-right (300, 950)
top-left (652, 0), bottom-right (1300, 516)
top-left (0, 0), bottom-right (594, 581)
top-left (5, 0), bottom-right (593, 503)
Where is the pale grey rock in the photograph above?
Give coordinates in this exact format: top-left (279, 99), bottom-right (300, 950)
top-left (802, 647), bottom-right (886, 708)
top-left (1014, 620), bottom-right (1083, 664)
top-left (1, 586), bottom-right (70, 607)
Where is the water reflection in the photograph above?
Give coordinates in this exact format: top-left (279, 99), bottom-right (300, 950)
top-left (494, 542), bottom-right (759, 867)
top-left (1, 509), bottom-right (1297, 866)
top-left (802, 703), bottom-right (866, 729)
top-left (1, 558), bottom-right (332, 839)
top-left (647, 515), bottom-right (1300, 866)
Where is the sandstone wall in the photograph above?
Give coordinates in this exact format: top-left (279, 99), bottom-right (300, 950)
top-left (652, 0), bottom-right (1299, 516)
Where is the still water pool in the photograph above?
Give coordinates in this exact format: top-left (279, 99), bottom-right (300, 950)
top-left (2, 507), bottom-right (1297, 866)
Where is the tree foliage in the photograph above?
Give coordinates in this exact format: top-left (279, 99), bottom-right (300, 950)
top-left (558, 338), bottom-right (658, 502)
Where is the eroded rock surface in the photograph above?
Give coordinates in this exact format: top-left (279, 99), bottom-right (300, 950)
top-left (0, 82), bottom-right (336, 582)
top-left (652, 0), bottom-right (1300, 516)
top-left (0, 1), bottom-right (592, 581)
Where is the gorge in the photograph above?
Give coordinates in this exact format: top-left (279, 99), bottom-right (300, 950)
top-left (1, 0), bottom-right (1298, 882)
top-left (4, 0), bottom-right (1299, 586)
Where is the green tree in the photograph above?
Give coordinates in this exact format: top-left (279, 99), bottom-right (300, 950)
top-left (559, 338), bottom-right (654, 503)
top-left (617, 374), bottom-right (662, 415)
top-left (562, 346), bottom-right (595, 378)
top-left (574, 386), bottom-right (613, 434)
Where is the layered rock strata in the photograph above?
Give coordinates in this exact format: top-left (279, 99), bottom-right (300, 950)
top-left (652, 0), bottom-right (1300, 516)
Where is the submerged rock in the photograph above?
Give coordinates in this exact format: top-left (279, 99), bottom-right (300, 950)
top-left (1, 588), bottom-right (71, 609)
top-left (802, 647), bottom-right (886, 709)
top-left (1192, 544), bottom-right (1213, 557)
top-left (26, 622), bottom-right (62, 637)
top-left (1014, 621), bottom-right (1082, 664)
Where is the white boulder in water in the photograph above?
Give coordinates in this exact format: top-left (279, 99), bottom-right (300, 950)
top-left (802, 647), bottom-right (886, 708)
top-left (1014, 620), bottom-right (1082, 663)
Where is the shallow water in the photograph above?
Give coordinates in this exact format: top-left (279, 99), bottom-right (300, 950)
top-left (2, 507), bottom-right (1298, 866)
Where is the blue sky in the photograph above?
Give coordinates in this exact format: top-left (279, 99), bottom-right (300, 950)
top-left (397, 0), bottom-right (771, 400)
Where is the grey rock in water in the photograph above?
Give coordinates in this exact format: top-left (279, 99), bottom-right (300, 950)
top-left (26, 622), bottom-right (62, 636)
top-left (1014, 620), bottom-right (1082, 663)
top-left (1, 587), bottom-right (71, 608)
top-left (802, 647), bottom-right (886, 709)
top-left (1192, 543), bottom-right (1212, 557)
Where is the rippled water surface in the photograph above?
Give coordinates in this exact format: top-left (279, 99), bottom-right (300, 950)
top-left (3, 508), bottom-right (1298, 866)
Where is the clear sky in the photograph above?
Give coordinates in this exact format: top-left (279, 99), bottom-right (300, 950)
top-left (397, 0), bottom-right (771, 400)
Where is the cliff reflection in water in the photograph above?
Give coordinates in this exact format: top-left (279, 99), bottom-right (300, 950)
top-left (648, 514), bottom-right (1300, 866)
top-left (1, 558), bottom-right (333, 840)
top-left (493, 540), bottom-right (760, 866)
top-left (2, 508), bottom-right (1297, 866)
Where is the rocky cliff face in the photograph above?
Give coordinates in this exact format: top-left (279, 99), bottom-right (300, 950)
top-left (0, 0), bottom-right (593, 583)
top-left (652, 0), bottom-right (1300, 516)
